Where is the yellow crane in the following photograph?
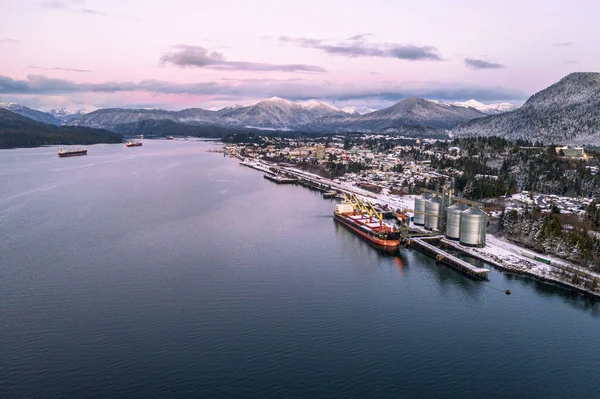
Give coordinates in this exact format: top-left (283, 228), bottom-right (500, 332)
top-left (342, 192), bottom-right (365, 215)
top-left (352, 194), bottom-right (368, 215)
top-left (342, 192), bottom-right (358, 214)
top-left (367, 201), bottom-right (383, 226)
top-left (342, 192), bottom-right (353, 205)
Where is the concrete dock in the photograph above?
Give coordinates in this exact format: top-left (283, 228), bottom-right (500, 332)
top-left (410, 237), bottom-right (490, 279)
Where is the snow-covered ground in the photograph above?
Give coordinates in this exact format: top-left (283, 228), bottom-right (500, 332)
top-left (448, 235), bottom-right (600, 296)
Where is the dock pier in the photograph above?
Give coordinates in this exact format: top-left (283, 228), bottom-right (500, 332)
top-left (263, 174), bottom-right (299, 184)
top-left (410, 237), bottom-right (490, 280)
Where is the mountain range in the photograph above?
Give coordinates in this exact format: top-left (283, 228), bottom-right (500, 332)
top-left (454, 72), bottom-right (600, 144)
top-left (6, 72), bottom-right (600, 144)
top-left (307, 98), bottom-right (489, 133)
top-left (1, 97), bottom-right (515, 137)
top-left (64, 97), bottom-right (499, 137)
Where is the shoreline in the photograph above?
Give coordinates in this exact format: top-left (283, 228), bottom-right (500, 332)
top-left (441, 238), bottom-right (600, 299)
top-left (227, 152), bottom-right (600, 300)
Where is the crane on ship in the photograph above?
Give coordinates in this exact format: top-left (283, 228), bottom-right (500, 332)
top-left (352, 193), bottom-right (369, 216)
top-left (367, 200), bottom-right (384, 228)
top-left (342, 192), bottom-right (363, 216)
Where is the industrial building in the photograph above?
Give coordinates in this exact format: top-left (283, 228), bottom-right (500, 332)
top-left (413, 189), bottom-right (488, 247)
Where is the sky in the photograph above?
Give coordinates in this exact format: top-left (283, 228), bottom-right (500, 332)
top-left (0, 0), bottom-right (597, 111)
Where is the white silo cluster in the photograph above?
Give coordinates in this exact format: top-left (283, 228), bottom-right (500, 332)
top-left (413, 194), bottom-right (488, 247)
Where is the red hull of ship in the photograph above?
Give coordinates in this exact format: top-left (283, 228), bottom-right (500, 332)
top-left (334, 213), bottom-right (400, 248)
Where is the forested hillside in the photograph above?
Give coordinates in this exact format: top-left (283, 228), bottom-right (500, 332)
top-left (0, 109), bottom-right (122, 149)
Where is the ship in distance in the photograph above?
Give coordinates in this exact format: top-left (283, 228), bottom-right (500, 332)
top-left (334, 193), bottom-right (402, 248)
top-left (58, 148), bottom-right (87, 157)
top-left (126, 140), bottom-right (142, 147)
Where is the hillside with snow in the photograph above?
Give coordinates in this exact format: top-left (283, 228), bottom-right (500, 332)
top-left (454, 72), bottom-right (600, 144)
top-left (0, 102), bottom-right (60, 125)
top-left (0, 95), bottom-right (494, 136)
top-left (310, 98), bottom-right (487, 134)
top-left (453, 99), bottom-right (518, 115)
top-left (215, 97), bottom-right (348, 129)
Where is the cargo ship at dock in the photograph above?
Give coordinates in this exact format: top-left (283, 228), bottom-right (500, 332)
top-left (333, 194), bottom-right (402, 248)
top-left (58, 148), bottom-right (87, 157)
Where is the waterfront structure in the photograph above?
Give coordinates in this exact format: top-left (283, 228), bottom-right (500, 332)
top-left (445, 203), bottom-right (468, 240)
top-left (459, 207), bottom-right (488, 247)
top-left (424, 196), bottom-right (441, 231)
top-left (413, 194), bottom-right (429, 226)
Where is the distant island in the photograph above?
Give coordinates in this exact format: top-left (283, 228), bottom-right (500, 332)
top-left (0, 109), bottom-right (123, 149)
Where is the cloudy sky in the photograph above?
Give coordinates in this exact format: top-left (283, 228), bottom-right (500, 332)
top-left (1, 0), bottom-right (597, 110)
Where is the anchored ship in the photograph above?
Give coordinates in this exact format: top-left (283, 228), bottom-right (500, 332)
top-left (58, 148), bottom-right (87, 157)
top-left (333, 193), bottom-right (401, 248)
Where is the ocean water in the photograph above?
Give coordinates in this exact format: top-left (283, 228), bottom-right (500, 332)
top-left (0, 139), bottom-right (599, 398)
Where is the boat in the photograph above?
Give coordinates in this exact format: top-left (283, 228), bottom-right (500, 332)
top-left (58, 148), bottom-right (87, 157)
top-left (166, 136), bottom-right (174, 140)
top-left (126, 140), bottom-right (142, 147)
top-left (333, 195), bottom-right (401, 248)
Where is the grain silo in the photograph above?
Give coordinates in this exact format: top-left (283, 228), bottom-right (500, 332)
top-left (445, 202), bottom-right (467, 240)
top-left (424, 196), bottom-right (441, 231)
top-left (459, 207), bottom-right (488, 247)
top-left (413, 194), bottom-right (429, 226)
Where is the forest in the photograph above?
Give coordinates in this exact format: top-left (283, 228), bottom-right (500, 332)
top-left (501, 208), bottom-right (600, 272)
top-left (0, 109), bottom-right (122, 148)
top-left (430, 136), bottom-right (600, 200)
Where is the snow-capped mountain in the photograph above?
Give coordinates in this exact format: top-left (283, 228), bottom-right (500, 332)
top-left (68, 97), bottom-right (349, 131)
top-left (48, 108), bottom-right (96, 123)
top-left (298, 99), bottom-right (343, 112)
top-left (453, 99), bottom-right (518, 115)
top-left (0, 102), bottom-right (60, 125)
top-left (341, 106), bottom-right (377, 115)
top-left (214, 97), bottom-right (348, 129)
top-left (69, 108), bottom-right (190, 130)
top-left (62, 96), bottom-right (485, 136)
top-left (453, 72), bottom-right (600, 144)
top-left (310, 97), bottom-right (487, 133)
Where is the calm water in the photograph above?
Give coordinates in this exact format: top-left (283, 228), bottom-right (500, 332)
top-left (1, 140), bottom-right (599, 398)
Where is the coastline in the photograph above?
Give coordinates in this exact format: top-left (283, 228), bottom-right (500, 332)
top-left (228, 151), bottom-right (600, 299)
top-left (442, 237), bottom-right (600, 298)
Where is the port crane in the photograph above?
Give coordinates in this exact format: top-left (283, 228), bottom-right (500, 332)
top-left (352, 193), bottom-right (369, 215)
top-left (366, 200), bottom-right (384, 227)
top-left (341, 192), bottom-right (365, 216)
top-left (342, 193), bottom-right (389, 229)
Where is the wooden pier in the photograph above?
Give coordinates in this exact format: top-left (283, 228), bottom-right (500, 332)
top-left (410, 237), bottom-right (490, 279)
top-left (263, 174), bottom-right (299, 184)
